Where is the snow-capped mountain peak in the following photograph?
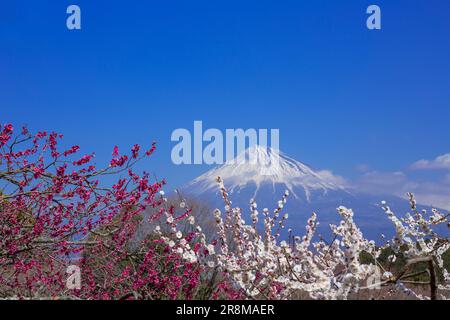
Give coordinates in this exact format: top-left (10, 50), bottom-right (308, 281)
top-left (182, 146), bottom-right (444, 241)
top-left (187, 145), bottom-right (347, 201)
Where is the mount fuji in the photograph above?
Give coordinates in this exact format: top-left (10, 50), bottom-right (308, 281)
top-left (182, 146), bottom-right (440, 240)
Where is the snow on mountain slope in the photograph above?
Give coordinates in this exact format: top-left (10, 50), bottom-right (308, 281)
top-left (182, 146), bottom-right (448, 240)
top-left (187, 145), bottom-right (348, 202)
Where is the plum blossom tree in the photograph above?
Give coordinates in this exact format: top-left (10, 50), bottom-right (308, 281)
top-left (0, 123), bottom-right (201, 299)
top-left (1, 122), bottom-right (448, 300)
top-left (166, 177), bottom-right (450, 300)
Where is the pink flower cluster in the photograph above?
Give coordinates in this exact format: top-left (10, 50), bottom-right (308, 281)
top-left (0, 123), bottom-right (202, 300)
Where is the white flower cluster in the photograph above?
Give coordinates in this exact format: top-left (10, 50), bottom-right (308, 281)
top-left (380, 193), bottom-right (450, 298)
top-left (154, 200), bottom-right (200, 264)
top-left (169, 179), bottom-right (449, 300)
top-left (196, 177), bottom-right (379, 299)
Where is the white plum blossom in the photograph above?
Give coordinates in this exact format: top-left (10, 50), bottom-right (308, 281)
top-left (165, 177), bottom-right (449, 300)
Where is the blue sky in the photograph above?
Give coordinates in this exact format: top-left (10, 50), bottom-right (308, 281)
top-left (1, 1), bottom-right (450, 207)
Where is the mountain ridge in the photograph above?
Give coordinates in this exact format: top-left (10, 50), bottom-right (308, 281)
top-left (187, 145), bottom-right (349, 202)
top-left (182, 146), bottom-right (448, 240)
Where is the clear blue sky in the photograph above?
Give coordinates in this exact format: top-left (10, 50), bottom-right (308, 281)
top-left (1, 1), bottom-right (450, 193)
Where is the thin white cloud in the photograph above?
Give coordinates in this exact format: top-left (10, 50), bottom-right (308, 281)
top-left (355, 164), bottom-right (371, 173)
top-left (411, 153), bottom-right (450, 170)
top-left (315, 154), bottom-right (450, 210)
top-left (316, 170), bottom-right (349, 188)
top-left (406, 179), bottom-right (450, 210)
top-left (352, 169), bottom-right (450, 210)
top-left (353, 171), bottom-right (415, 196)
